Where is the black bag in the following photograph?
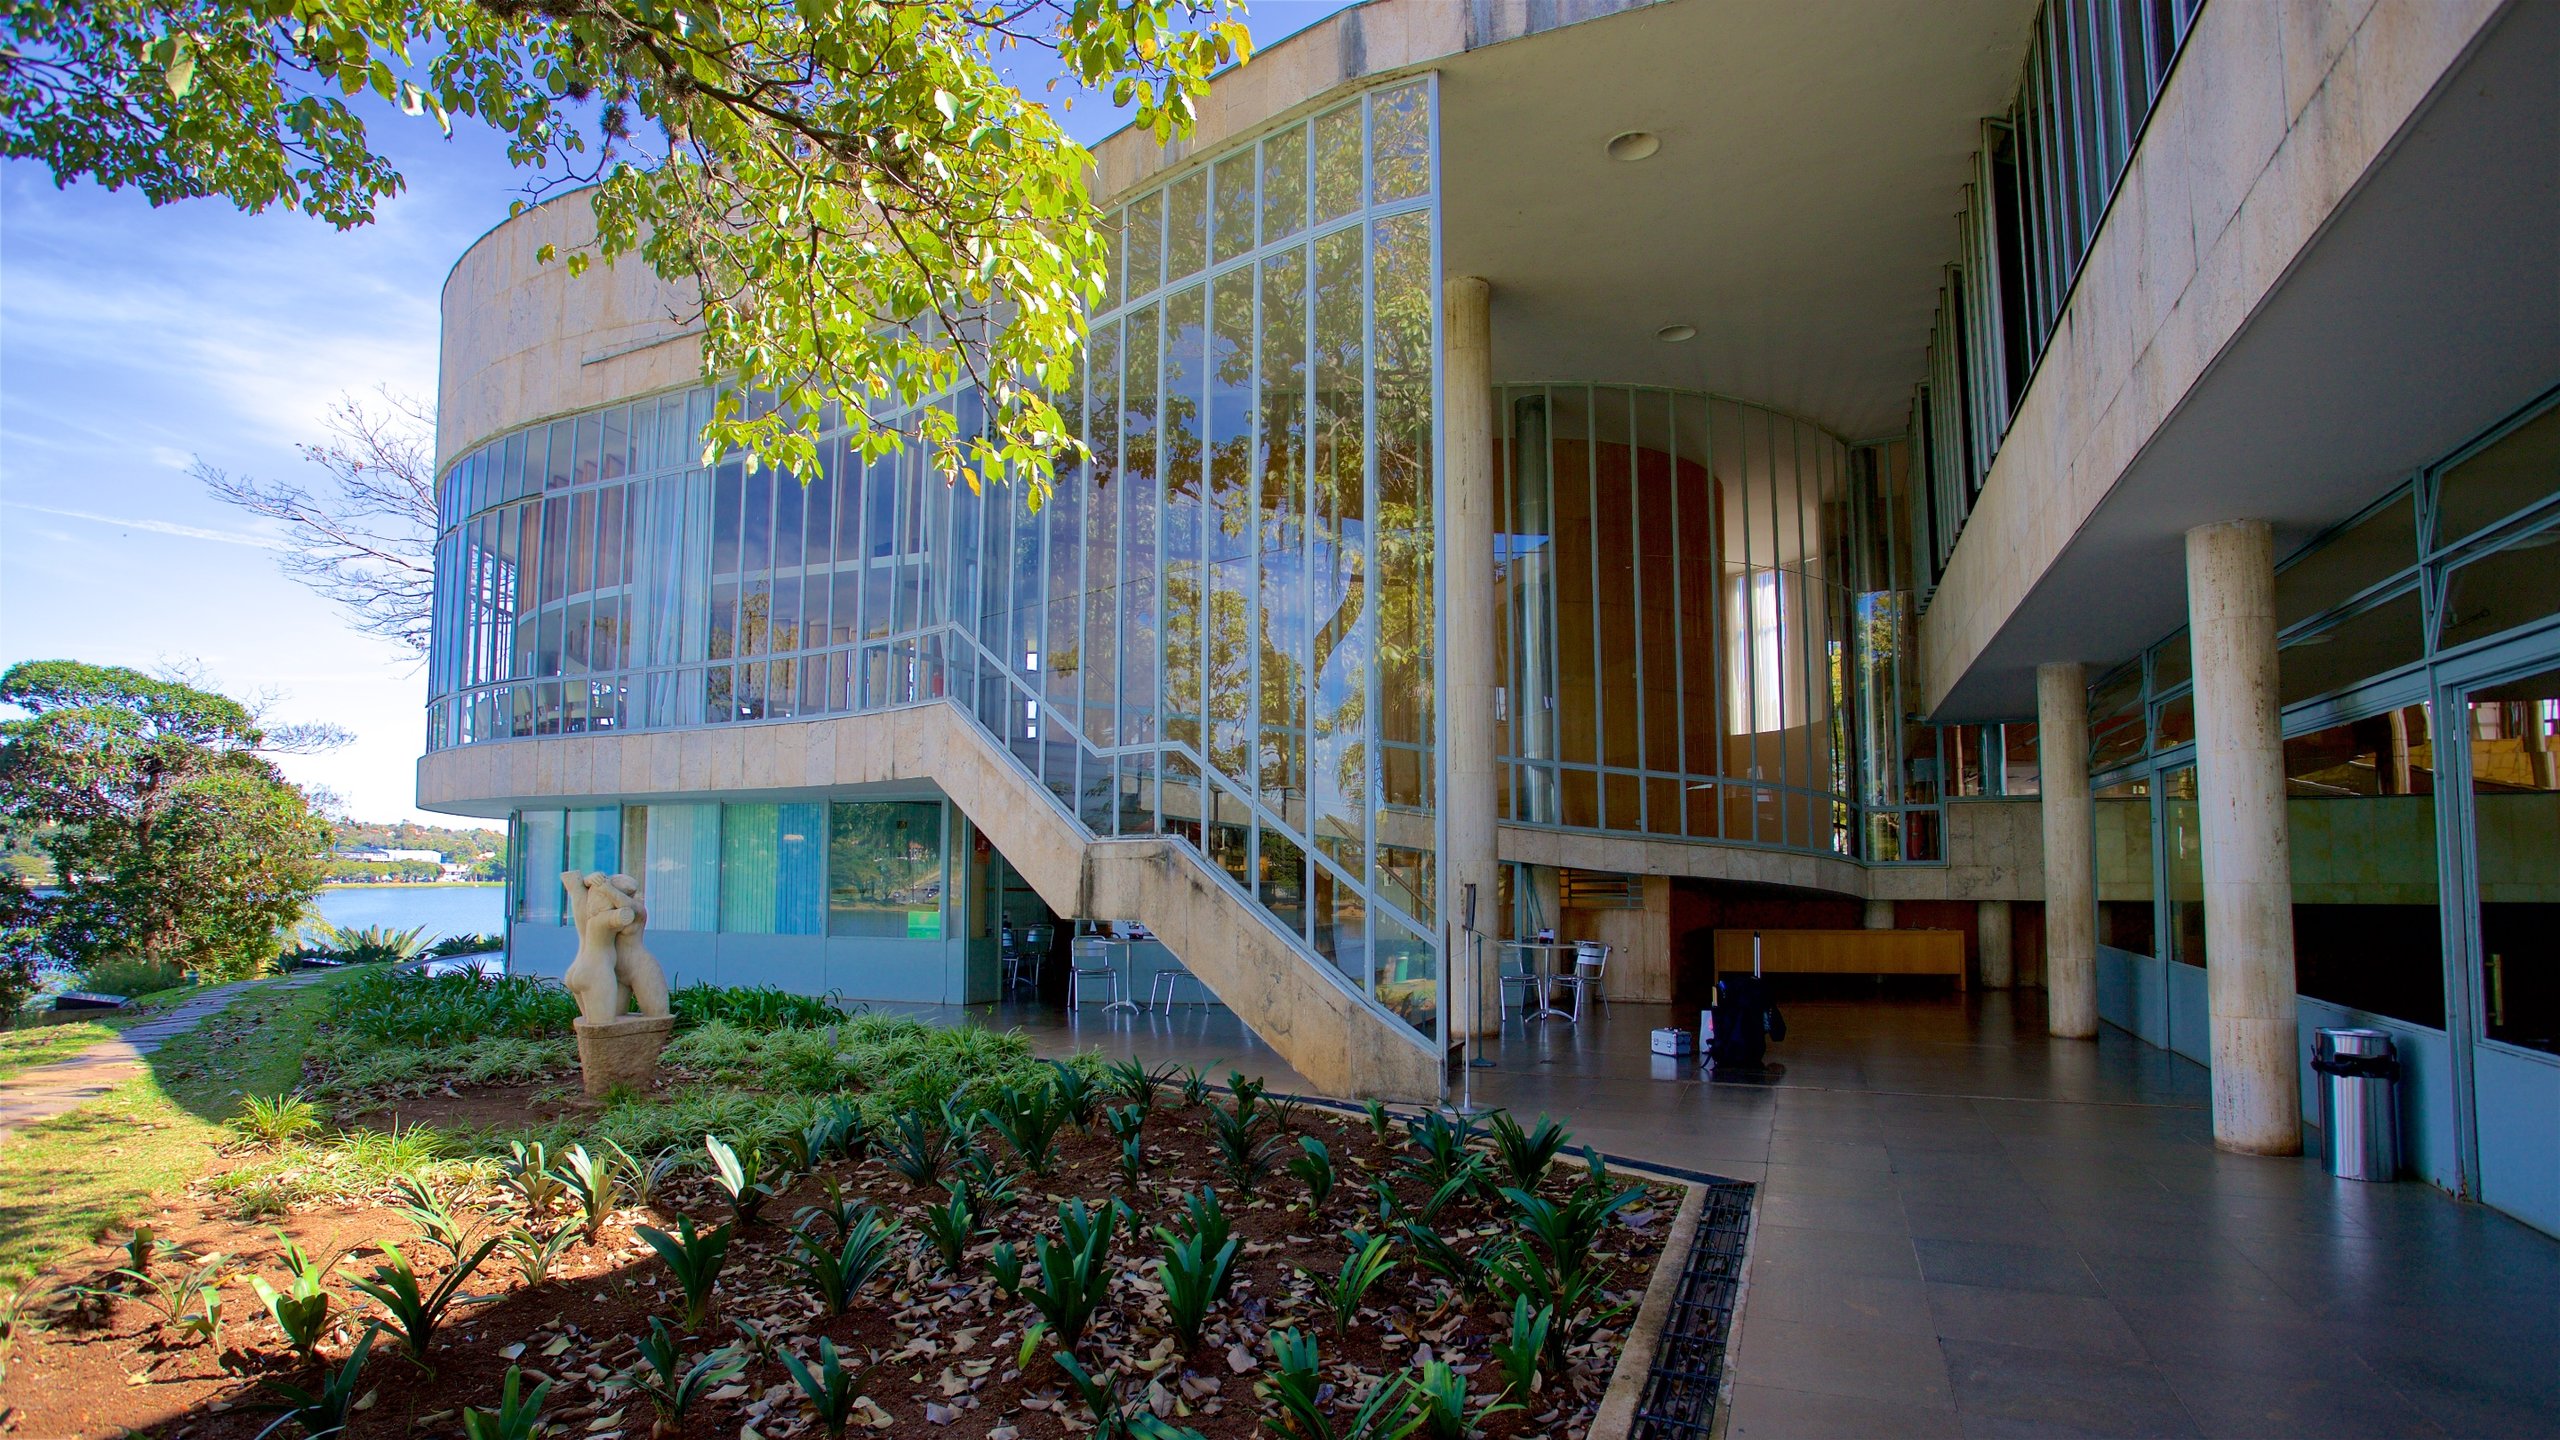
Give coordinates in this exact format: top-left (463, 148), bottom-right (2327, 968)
top-left (1710, 974), bottom-right (1775, 1069)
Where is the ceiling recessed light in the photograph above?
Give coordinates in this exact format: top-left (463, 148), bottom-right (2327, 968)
top-left (1607, 131), bottom-right (1661, 162)
top-left (1656, 323), bottom-right (1696, 342)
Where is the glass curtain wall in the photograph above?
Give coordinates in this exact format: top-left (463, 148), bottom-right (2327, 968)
top-left (1912, 0), bottom-right (2209, 585)
top-left (2089, 388), bottom-right (2560, 1036)
top-left (434, 80), bottom-right (1444, 1038)
top-left (1493, 385), bottom-right (1855, 855)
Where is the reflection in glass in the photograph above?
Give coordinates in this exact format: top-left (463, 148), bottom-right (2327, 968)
top-left (828, 802), bottom-right (945, 938)
top-left (2163, 767), bottom-right (2205, 969)
top-left (2286, 707), bottom-right (2443, 1026)
top-left (2467, 672), bottom-right (2560, 1054)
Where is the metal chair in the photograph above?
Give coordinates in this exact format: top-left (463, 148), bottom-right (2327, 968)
top-left (1498, 944), bottom-right (1546, 1018)
top-left (1010, 925), bottom-right (1051, 994)
top-left (1068, 936), bottom-right (1126, 1012)
top-left (1148, 956), bottom-right (1213, 1010)
top-left (1553, 940), bottom-right (1611, 1020)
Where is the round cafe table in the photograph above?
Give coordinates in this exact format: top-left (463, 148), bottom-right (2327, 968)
top-left (1500, 940), bottom-right (1583, 1022)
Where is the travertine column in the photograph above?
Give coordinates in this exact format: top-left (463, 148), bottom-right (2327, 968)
top-left (1444, 276), bottom-right (1502, 1040)
top-left (1977, 899), bottom-right (2013, 989)
top-left (2187, 520), bottom-right (2303, 1155)
top-left (2038, 662), bottom-right (2097, 1038)
top-left (1863, 899), bottom-right (1896, 929)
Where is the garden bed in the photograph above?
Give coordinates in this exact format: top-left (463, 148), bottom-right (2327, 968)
top-left (3, 974), bottom-right (1682, 1439)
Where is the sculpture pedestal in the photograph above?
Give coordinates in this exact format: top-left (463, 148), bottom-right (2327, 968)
top-left (573, 1014), bottom-right (675, 1098)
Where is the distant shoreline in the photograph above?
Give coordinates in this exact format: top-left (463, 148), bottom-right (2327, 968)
top-left (319, 881), bottom-right (505, 890)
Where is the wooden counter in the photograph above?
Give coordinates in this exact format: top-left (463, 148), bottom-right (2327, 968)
top-left (1712, 929), bottom-right (1967, 989)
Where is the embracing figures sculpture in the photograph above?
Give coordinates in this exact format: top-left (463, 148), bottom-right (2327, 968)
top-left (561, 870), bottom-right (675, 1097)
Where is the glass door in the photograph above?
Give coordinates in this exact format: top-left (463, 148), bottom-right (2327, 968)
top-left (2453, 664), bottom-right (2560, 1235)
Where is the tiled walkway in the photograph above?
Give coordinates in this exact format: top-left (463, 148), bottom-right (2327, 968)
top-left (949, 987), bottom-right (2560, 1438)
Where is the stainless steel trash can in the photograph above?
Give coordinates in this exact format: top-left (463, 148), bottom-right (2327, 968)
top-left (2312, 1028), bottom-right (2401, 1182)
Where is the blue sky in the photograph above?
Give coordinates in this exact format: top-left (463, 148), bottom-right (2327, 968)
top-left (0, 3), bottom-right (1353, 824)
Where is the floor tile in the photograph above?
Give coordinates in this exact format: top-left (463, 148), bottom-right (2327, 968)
top-left (1734, 1316), bottom-right (1955, 1405)
top-left (1915, 1237), bottom-right (2104, 1296)
top-left (1726, 1382), bottom-right (1964, 1439)
top-left (1924, 1282), bottom-right (2147, 1359)
top-left (1939, 1337), bottom-right (2201, 1438)
top-left (2163, 1362), bottom-right (2447, 1440)
top-left (1745, 1261), bottom-right (1933, 1332)
top-left (1746, 1221), bottom-right (1921, 1280)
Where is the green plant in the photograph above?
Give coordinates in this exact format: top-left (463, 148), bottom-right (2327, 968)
top-left (248, 1237), bottom-right (332, 1358)
top-left (314, 922), bottom-right (431, 966)
top-left (1053, 1351), bottom-right (1213, 1439)
top-left (921, 1184), bottom-right (978, 1274)
top-left (603, 1140), bottom-right (682, 1209)
top-left (981, 1081), bottom-right (1069, 1175)
top-left (229, 1091), bottom-right (323, 1149)
top-left (0, 1279), bottom-right (52, 1386)
top-left (503, 1140), bottom-right (569, 1219)
top-left (1400, 1111), bottom-right (1484, 1196)
top-left (74, 955), bottom-right (193, 998)
top-left (635, 1214), bottom-right (733, 1329)
top-left (333, 969), bottom-right (578, 1046)
top-left (255, 1323), bottom-right (379, 1439)
top-left (955, 1144), bottom-right (1018, 1212)
top-left (389, 1174), bottom-right (474, 1262)
top-left (85, 1246), bottom-right (229, 1343)
top-left (1105, 1103), bottom-right (1146, 1187)
top-left (1207, 1103), bottom-right (1279, 1189)
top-left (1169, 1186), bottom-right (1234, 1261)
top-left (704, 1133), bottom-right (787, 1223)
top-left (1177, 1065), bottom-right (1213, 1108)
top-left (120, 1224), bottom-right (165, 1279)
top-left (1266, 1093), bottom-right (1310, 1134)
top-left (1312, 1231), bottom-right (1399, 1340)
top-left (1363, 1098), bottom-right (1397, 1147)
top-left (1152, 1224), bottom-right (1238, 1353)
top-left (615, 1316), bottom-right (747, 1433)
top-left (1289, 1136), bottom-right (1335, 1210)
top-left (669, 981), bottom-right (845, 1031)
top-left (1489, 1297), bottom-right (1551, 1399)
top-left (1101, 1057), bottom-right (1173, 1112)
top-left (346, 1236), bottom-right (497, 1365)
top-left (1417, 1161), bottom-right (1483, 1225)
top-left (1484, 1112), bottom-right (1573, 1192)
top-left (460, 1364), bottom-right (552, 1440)
top-left (1261, 1327), bottom-right (1428, 1440)
top-left (1017, 1198), bottom-right (1119, 1352)
top-left (425, 932), bottom-right (505, 958)
top-left (781, 1336), bottom-right (871, 1438)
top-left (1500, 1180), bottom-right (1642, 1299)
top-left (502, 1226), bottom-right (577, 1287)
top-left (880, 1108), bottom-right (956, 1189)
top-left (1223, 1070), bottom-right (1266, 1126)
top-left (789, 1207), bottom-right (902, 1314)
top-left (1398, 1219), bottom-right (1483, 1303)
top-left (1414, 1356), bottom-right (1516, 1440)
top-left (1048, 1058), bottom-right (1102, 1131)
top-left (554, 1143), bottom-right (624, 1238)
top-left (795, 1174), bottom-right (863, 1239)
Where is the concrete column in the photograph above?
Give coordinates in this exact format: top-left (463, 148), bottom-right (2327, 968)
top-left (1978, 899), bottom-right (2014, 989)
top-left (1863, 899), bottom-right (1896, 929)
top-left (2038, 662), bottom-right (2097, 1038)
top-left (1444, 275), bottom-right (1502, 1040)
top-left (2186, 520), bottom-right (2303, 1155)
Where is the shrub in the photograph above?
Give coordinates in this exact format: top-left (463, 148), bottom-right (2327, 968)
top-left (788, 1206), bottom-right (901, 1314)
top-left (781, 1336), bottom-right (869, 1439)
top-left (426, 932), bottom-right (505, 958)
top-left (228, 1091), bottom-right (323, 1149)
top-left (308, 922), bottom-right (430, 966)
top-left (615, 1316), bottom-right (746, 1432)
top-left (1153, 1224), bottom-right (1237, 1353)
top-left (460, 1365), bottom-right (551, 1440)
top-left (334, 969), bottom-right (576, 1046)
top-left (704, 1134), bottom-right (786, 1223)
top-left (73, 955), bottom-right (191, 998)
top-left (346, 1237), bottom-right (498, 1364)
top-left (1288, 1136), bottom-right (1335, 1210)
top-left (256, 1323), bottom-right (380, 1435)
top-left (1312, 1231), bottom-right (1398, 1340)
top-left (636, 1214), bottom-right (732, 1328)
top-left (1485, 1111), bottom-right (1574, 1192)
top-left (669, 982), bottom-right (843, 1031)
top-left (247, 1237), bottom-right (332, 1358)
top-left (1491, 1296), bottom-right (1552, 1398)
top-left (981, 1081), bottom-right (1069, 1176)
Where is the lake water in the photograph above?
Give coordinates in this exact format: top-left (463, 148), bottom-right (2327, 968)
top-left (311, 884), bottom-right (507, 941)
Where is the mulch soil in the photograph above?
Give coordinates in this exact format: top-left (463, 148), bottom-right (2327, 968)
top-left (4, 1089), bottom-right (1680, 1439)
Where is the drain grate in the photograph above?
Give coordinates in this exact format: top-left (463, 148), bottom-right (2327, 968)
top-left (1630, 1179), bottom-right (1756, 1438)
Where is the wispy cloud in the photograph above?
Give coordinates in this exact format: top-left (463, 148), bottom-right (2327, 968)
top-left (3, 500), bottom-right (289, 549)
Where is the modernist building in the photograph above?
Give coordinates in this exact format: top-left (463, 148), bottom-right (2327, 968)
top-left (422, 0), bottom-right (2560, 1233)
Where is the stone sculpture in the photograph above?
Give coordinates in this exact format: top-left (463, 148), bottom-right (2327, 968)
top-left (561, 870), bottom-right (675, 1097)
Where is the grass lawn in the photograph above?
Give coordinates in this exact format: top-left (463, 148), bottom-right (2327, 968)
top-left (0, 970), bottom-right (355, 1285)
top-left (0, 987), bottom-right (200, 1084)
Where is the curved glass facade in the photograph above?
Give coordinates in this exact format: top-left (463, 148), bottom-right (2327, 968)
top-left (1493, 386), bottom-right (1860, 854)
top-left (428, 79), bottom-right (1449, 1035)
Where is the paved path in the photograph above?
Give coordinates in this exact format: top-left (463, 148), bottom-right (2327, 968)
top-left (0, 972), bottom-right (335, 1138)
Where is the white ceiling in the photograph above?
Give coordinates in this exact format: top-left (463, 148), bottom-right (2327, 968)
top-left (1439, 0), bottom-right (2040, 441)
